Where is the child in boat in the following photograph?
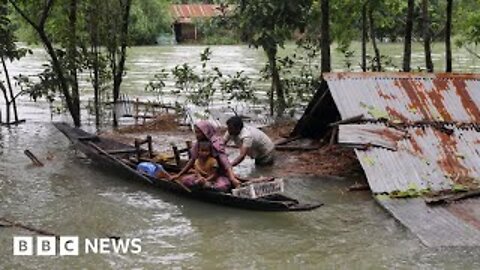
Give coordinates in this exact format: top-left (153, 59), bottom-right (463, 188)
top-left (193, 141), bottom-right (220, 188)
top-left (173, 121), bottom-right (239, 192)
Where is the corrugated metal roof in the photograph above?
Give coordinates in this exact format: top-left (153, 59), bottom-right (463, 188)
top-left (171, 4), bottom-right (222, 23)
top-left (325, 72), bottom-right (480, 124)
top-left (338, 124), bottom-right (405, 150)
top-left (379, 198), bottom-right (480, 247)
top-left (338, 123), bottom-right (480, 193)
top-left (326, 72), bottom-right (480, 247)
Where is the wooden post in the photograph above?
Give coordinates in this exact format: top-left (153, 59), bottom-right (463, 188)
top-left (135, 139), bottom-right (140, 161)
top-left (24, 150), bottom-right (44, 167)
top-left (172, 144), bottom-right (181, 166)
top-left (147, 135), bottom-right (153, 158)
top-left (143, 101), bottom-right (148, 125)
top-left (329, 127), bottom-right (338, 146)
top-left (134, 98), bottom-right (139, 126)
top-left (186, 140), bottom-right (192, 158)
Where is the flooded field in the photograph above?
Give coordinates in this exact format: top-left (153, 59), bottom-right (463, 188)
top-left (1, 44), bottom-right (480, 268)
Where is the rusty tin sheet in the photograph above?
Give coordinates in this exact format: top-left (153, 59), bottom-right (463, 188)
top-left (325, 72), bottom-right (480, 124)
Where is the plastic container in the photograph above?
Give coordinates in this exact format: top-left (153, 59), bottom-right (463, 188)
top-left (137, 162), bottom-right (164, 177)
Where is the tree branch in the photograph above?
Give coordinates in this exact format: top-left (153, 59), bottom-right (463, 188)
top-left (8, 0), bottom-right (54, 30)
top-left (12, 89), bottom-right (25, 101)
top-left (39, 0), bottom-right (54, 28)
top-left (8, 0), bottom-right (40, 31)
top-left (465, 46), bottom-right (480, 59)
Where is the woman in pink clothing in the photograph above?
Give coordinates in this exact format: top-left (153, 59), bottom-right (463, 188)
top-left (171, 121), bottom-right (241, 192)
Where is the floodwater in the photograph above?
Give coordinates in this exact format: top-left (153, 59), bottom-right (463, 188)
top-left (1, 44), bottom-right (480, 269)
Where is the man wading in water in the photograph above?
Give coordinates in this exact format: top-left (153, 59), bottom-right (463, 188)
top-left (224, 116), bottom-right (276, 167)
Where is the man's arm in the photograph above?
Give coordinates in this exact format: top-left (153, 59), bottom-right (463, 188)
top-left (231, 145), bottom-right (249, 167)
top-left (231, 136), bottom-right (252, 167)
top-left (223, 132), bottom-right (230, 144)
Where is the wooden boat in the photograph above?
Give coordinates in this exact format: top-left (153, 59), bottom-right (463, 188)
top-left (54, 123), bottom-right (323, 211)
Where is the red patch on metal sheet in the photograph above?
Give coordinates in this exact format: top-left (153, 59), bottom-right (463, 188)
top-left (396, 79), bottom-right (431, 121)
top-left (415, 128), bottom-right (426, 136)
top-left (365, 127), bottom-right (404, 142)
top-left (377, 89), bottom-right (397, 100)
top-left (409, 136), bottom-right (424, 155)
top-left (448, 203), bottom-right (480, 230)
top-left (451, 79), bottom-right (480, 123)
top-left (427, 79), bottom-right (453, 122)
top-left (434, 129), bottom-right (469, 176)
top-left (386, 106), bottom-right (409, 123)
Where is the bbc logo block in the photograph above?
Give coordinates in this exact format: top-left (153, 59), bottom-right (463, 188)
top-left (37, 236), bottom-right (56, 256)
top-left (13, 236), bottom-right (79, 256)
top-left (13, 236), bottom-right (33, 256)
top-left (13, 236), bottom-right (141, 256)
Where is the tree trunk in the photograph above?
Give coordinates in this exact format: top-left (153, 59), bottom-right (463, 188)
top-left (93, 38), bottom-right (100, 128)
top-left (112, 0), bottom-right (132, 127)
top-left (67, 0), bottom-right (80, 127)
top-left (1, 56), bottom-right (18, 122)
top-left (403, 0), bottom-right (414, 72)
top-left (422, 0), bottom-right (434, 72)
top-left (265, 46), bottom-right (285, 117)
top-left (320, 0), bottom-right (331, 73)
top-left (88, 1), bottom-right (101, 127)
top-left (445, 0), bottom-right (453, 72)
top-left (368, 7), bottom-right (381, 71)
top-left (0, 83), bottom-right (9, 123)
top-left (38, 30), bottom-right (80, 127)
top-left (361, 2), bottom-right (367, 72)
top-left (269, 82), bottom-right (274, 117)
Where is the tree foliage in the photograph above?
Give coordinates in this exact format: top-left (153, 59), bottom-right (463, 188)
top-left (455, 0), bottom-right (480, 59)
top-left (12, 0), bottom-right (171, 45)
top-left (129, 0), bottom-right (172, 45)
top-left (235, 0), bottom-right (313, 117)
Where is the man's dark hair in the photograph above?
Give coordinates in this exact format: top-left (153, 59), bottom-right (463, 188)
top-left (226, 116), bottom-right (243, 130)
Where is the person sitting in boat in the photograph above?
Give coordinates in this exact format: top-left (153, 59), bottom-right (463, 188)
top-left (172, 121), bottom-right (241, 191)
top-left (192, 141), bottom-right (222, 188)
top-left (224, 116), bottom-right (275, 167)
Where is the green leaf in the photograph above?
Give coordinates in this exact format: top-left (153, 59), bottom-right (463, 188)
top-left (367, 106), bottom-right (390, 120)
top-left (452, 184), bottom-right (469, 192)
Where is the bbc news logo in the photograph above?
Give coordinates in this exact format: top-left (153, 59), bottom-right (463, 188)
top-left (13, 236), bottom-right (142, 256)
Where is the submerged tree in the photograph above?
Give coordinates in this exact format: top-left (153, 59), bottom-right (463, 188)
top-left (445, 0), bottom-right (453, 72)
top-left (403, 0), bottom-right (414, 72)
top-left (320, 0), bottom-right (331, 73)
top-left (235, 0), bottom-right (312, 117)
top-left (8, 0), bottom-right (82, 126)
top-left (110, 0), bottom-right (132, 127)
top-left (0, 0), bottom-right (29, 124)
top-left (368, 2), bottom-right (382, 71)
top-left (361, 1), bottom-right (367, 72)
top-left (422, 0), bottom-right (434, 72)
top-left (9, 0), bottom-right (132, 127)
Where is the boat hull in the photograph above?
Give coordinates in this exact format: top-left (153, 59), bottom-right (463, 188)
top-left (54, 122), bottom-right (323, 211)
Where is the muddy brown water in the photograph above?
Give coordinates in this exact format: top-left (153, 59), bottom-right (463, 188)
top-left (1, 44), bottom-right (480, 269)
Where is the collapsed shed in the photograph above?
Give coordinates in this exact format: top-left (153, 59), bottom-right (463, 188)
top-left (295, 72), bottom-right (480, 247)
